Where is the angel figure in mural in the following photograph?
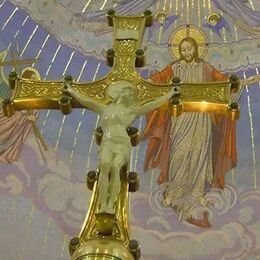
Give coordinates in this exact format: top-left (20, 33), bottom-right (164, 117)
top-left (203, 12), bottom-right (231, 38)
top-left (147, 12), bottom-right (178, 41)
top-left (143, 25), bottom-right (260, 228)
top-left (0, 50), bottom-right (47, 163)
top-left (64, 80), bottom-right (179, 214)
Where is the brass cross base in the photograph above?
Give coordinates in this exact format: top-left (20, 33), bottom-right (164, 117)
top-left (70, 238), bottom-right (136, 260)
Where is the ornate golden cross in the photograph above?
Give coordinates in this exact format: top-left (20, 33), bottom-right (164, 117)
top-left (3, 10), bottom-right (239, 260)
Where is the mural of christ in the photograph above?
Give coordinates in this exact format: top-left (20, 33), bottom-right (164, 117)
top-left (143, 26), bottom-right (250, 228)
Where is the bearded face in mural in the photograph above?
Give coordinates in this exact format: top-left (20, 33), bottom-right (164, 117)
top-left (179, 37), bottom-right (200, 63)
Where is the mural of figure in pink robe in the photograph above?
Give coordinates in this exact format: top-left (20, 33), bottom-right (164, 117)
top-left (0, 50), bottom-right (41, 163)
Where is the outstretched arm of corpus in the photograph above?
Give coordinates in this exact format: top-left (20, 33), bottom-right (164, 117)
top-left (135, 87), bottom-right (179, 116)
top-left (64, 84), bottom-right (106, 114)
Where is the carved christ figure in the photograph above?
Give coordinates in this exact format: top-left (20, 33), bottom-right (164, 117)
top-left (65, 80), bottom-right (178, 214)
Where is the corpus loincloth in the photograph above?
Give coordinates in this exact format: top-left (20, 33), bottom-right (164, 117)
top-left (99, 136), bottom-right (132, 164)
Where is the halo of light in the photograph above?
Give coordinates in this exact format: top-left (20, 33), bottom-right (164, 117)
top-left (21, 67), bottom-right (41, 80)
top-left (206, 12), bottom-right (221, 25)
top-left (169, 24), bottom-right (208, 60)
top-left (156, 11), bottom-right (167, 25)
top-left (106, 80), bottom-right (136, 99)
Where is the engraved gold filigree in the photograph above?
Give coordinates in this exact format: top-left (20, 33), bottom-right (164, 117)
top-left (17, 82), bottom-right (63, 98)
top-left (180, 85), bottom-right (228, 102)
top-left (136, 82), bottom-right (229, 104)
top-left (74, 84), bottom-right (107, 100)
top-left (117, 40), bottom-right (136, 53)
top-left (110, 56), bottom-right (138, 81)
top-left (181, 83), bottom-right (230, 103)
top-left (137, 83), bottom-right (169, 100)
top-left (117, 19), bottom-right (140, 30)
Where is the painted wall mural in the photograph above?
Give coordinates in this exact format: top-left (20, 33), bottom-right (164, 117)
top-left (0, 0), bottom-right (259, 259)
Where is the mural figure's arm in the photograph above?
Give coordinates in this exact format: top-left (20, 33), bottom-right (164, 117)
top-left (240, 75), bottom-right (260, 87)
top-left (150, 64), bottom-right (174, 84)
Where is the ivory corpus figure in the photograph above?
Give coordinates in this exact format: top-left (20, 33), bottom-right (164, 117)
top-left (64, 80), bottom-right (179, 214)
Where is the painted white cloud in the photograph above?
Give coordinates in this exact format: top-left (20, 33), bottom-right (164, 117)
top-left (37, 172), bottom-right (89, 229)
top-left (131, 223), bottom-right (254, 260)
top-left (143, 38), bottom-right (260, 72)
top-left (129, 188), bottom-right (260, 259)
top-left (239, 207), bottom-right (254, 225)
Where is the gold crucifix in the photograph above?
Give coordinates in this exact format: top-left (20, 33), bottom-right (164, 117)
top-left (2, 10), bottom-right (239, 260)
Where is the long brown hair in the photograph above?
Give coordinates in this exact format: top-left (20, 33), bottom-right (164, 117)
top-left (172, 37), bottom-right (203, 64)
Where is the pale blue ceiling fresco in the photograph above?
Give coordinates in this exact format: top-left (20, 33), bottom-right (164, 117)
top-left (0, 0), bottom-right (259, 259)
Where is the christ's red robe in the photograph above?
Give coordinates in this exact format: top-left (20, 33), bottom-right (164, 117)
top-left (143, 63), bottom-right (237, 189)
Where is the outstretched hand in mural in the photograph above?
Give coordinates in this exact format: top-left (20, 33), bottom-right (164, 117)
top-left (240, 75), bottom-right (260, 87)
